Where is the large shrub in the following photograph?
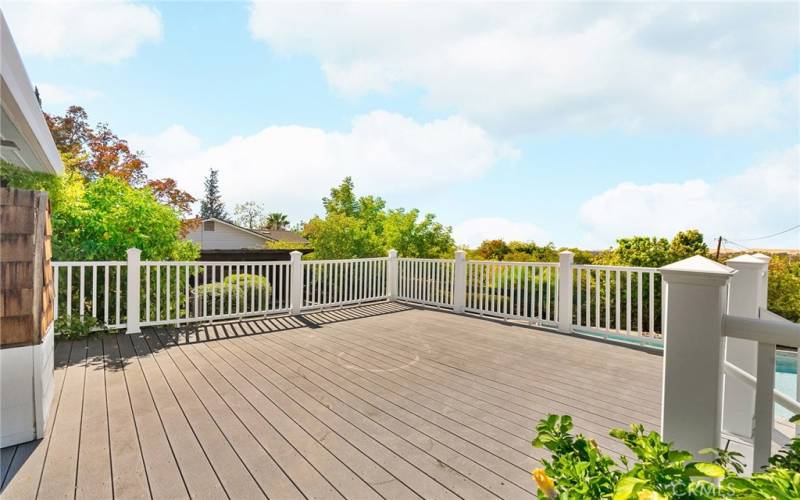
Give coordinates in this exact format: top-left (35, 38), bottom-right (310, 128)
top-left (195, 274), bottom-right (273, 314)
top-left (1, 159), bottom-right (198, 261)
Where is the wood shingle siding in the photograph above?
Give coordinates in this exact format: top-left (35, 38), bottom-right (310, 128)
top-left (0, 187), bottom-right (52, 348)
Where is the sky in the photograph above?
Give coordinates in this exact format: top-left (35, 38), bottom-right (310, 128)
top-left (4, 1), bottom-right (799, 249)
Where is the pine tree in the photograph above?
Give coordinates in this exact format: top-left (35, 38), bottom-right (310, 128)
top-left (200, 168), bottom-right (228, 221)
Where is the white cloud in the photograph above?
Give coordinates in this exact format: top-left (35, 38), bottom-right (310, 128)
top-left (249, 3), bottom-right (798, 134)
top-left (453, 217), bottom-right (550, 248)
top-left (579, 146), bottom-right (800, 248)
top-left (131, 111), bottom-right (514, 220)
top-left (36, 83), bottom-right (102, 108)
top-left (3, 1), bottom-right (162, 63)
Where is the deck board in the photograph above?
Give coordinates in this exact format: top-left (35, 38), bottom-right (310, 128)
top-left (75, 336), bottom-right (111, 500)
top-left (2, 304), bottom-right (671, 499)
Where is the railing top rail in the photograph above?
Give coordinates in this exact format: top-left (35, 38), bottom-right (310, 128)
top-left (142, 260), bottom-right (292, 266)
top-left (573, 264), bottom-right (660, 272)
top-left (466, 259), bottom-right (558, 266)
top-left (52, 261), bottom-right (126, 267)
top-left (305, 257), bottom-right (388, 264)
top-left (399, 257), bottom-right (454, 262)
top-left (722, 313), bottom-right (800, 347)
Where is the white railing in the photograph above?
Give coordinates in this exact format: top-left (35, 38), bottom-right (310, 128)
top-left (52, 261), bottom-right (128, 330)
top-left (660, 254), bottom-right (800, 473)
top-left (466, 260), bottom-right (558, 324)
top-left (302, 258), bottom-right (387, 310)
top-left (398, 257), bottom-right (455, 307)
top-left (52, 248), bottom-right (669, 348)
top-left (572, 265), bottom-right (662, 343)
top-left (140, 261), bottom-right (292, 327)
top-left (722, 312), bottom-right (800, 470)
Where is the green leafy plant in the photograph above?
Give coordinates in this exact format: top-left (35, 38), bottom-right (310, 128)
top-left (532, 414), bottom-right (800, 499)
top-left (54, 315), bottom-right (108, 340)
top-left (195, 274), bottom-right (272, 314)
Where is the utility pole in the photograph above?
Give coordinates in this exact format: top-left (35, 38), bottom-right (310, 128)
top-left (715, 236), bottom-right (722, 261)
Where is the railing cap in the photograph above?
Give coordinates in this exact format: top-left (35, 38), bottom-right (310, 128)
top-left (659, 255), bottom-right (736, 285)
top-left (558, 250), bottom-right (574, 256)
top-left (726, 254), bottom-right (768, 267)
top-left (751, 252), bottom-right (771, 263)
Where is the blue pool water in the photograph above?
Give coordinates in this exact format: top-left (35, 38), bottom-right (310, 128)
top-left (776, 351), bottom-right (798, 420)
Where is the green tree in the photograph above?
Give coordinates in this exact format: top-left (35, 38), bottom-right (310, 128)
top-left (234, 201), bottom-right (265, 229)
top-left (45, 105), bottom-right (195, 216)
top-left (606, 236), bottom-right (672, 267)
top-left (264, 212), bottom-right (290, 230)
top-left (670, 229), bottom-right (709, 260)
top-left (303, 178), bottom-right (454, 259)
top-left (767, 255), bottom-right (800, 322)
top-left (200, 168), bottom-right (228, 221)
top-left (1, 159), bottom-right (198, 261)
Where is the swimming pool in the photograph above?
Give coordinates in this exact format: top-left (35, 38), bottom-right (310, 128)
top-left (776, 350), bottom-right (798, 420)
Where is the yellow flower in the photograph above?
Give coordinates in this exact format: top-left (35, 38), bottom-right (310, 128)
top-left (532, 468), bottom-right (556, 498)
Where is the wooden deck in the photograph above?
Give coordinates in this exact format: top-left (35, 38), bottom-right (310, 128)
top-left (1, 302), bottom-right (664, 499)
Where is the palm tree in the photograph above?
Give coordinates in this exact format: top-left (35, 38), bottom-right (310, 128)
top-left (265, 212), bottom-right (289, 230)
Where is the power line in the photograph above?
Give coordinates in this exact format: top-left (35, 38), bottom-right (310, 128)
top-left (731, 224), bottom-right (800, 242)
top-left (722, 238), bottom-right (752, 251)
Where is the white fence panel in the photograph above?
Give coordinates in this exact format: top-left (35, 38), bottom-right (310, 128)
top-left (572, 264), bottom-right (662, 344)
top-left (52, 262), bottom-right (128, 331)
top-left (398, 258), bottom-right (455, 307)
top-left (139, 261), bottom-right (291, 327)
top-left (465, 261), bottom-right (558, 323)
top-left (302, 258), bottom-right (387, 310)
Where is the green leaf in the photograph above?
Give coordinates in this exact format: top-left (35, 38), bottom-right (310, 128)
top-left (667, 450), bottom-right (693, 463)
top-left (609, 428), bottom-right (628, 440)
top-left (690, 462), bottom-right (726, 478)
top-left (613, 476), bottom-right (645, 500)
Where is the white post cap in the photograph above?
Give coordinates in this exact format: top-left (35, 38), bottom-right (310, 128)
top-left (726, 254), bottom-right (769, 267)
top-left (659, 255), bottom-right (736, 286)
top-left (751, 252), bottom-right (771, 263)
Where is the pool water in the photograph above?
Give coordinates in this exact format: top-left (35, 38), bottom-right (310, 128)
top-left (776, 351), bottom-right (798, 420)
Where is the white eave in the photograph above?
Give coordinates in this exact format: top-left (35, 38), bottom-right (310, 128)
top-left (0, 11), bottom-right (63, 174)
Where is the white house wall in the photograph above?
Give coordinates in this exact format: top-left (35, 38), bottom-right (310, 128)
top-left (185, 222), bottom-right (267, 250)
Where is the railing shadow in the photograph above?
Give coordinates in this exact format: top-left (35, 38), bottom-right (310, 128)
top-left (152, 300), bottom-right (413, 346)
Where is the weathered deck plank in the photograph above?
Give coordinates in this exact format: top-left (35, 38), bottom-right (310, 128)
top-left (75, 336), bottom-right (111, 500)
top-left (146, 329), bottom-right (304, 500)
top-left (101, 335), bottom-right (150, 500)
top-left (111, 334), bottom-right (185, 499)
top-left (2, 305), bottom-right (669, 499)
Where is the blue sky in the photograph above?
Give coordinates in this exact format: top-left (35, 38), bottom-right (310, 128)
top-left (5, 1), bottom-right (799, 249)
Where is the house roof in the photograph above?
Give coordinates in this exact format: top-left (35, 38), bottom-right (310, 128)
top-left (201, 217), bottom-right (309, 245)
top-left (255, 229), bottom-right (309, 244)
top-left (0, 13), bottom-right (63, 174)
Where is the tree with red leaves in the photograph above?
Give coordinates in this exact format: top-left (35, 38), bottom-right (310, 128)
top-left (44, 105), bottom-right (195, 217)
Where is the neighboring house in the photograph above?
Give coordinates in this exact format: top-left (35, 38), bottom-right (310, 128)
top-left (184, 217), bottom-right (311, 261)
top-left (1, 12), bottom-right (62, 447)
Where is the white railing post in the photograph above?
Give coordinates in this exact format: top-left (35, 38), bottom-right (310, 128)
top-left (659, 256), bottom-right (735, 458)
top-left (557, 251), bottom-right (574, 333)
top-left (125, 248), bottom-right (141, 334)
top-left (290, 251), bottom-right (303, 315)
top-left (387, 249), bottom-right (399, 300)
top-left (723, 255), bottom-right (769, 438)
top-left (753, 341), bottom-right (776, 471)
top-left (453, 250), bottom-right (467, 313)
